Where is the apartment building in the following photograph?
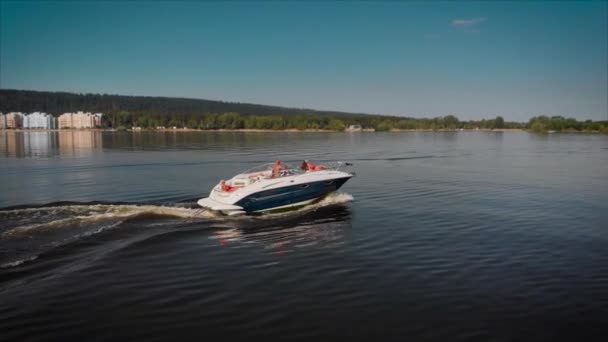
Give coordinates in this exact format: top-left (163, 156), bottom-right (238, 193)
top-left (58, 111), bottom-right (102, 129)
top-left (2, 112), bottom-right (24, 129)
top-left (24, 112), bottom-right (56, 129)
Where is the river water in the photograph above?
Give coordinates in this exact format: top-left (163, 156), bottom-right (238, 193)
top-left (1, 130), bottom-right (607, 341)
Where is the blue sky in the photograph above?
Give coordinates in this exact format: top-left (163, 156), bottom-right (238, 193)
top-left (1, 1), bottom-right (606, 121)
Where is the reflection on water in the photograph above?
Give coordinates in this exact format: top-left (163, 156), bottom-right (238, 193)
top-left (58, 131), bottom-right (102, 156)
top-left (0, 131), bottom-right (102, 158)
top-left (0, 132), bottom-right (607, 341)
top-left (211, 205), bottom-right (352, 251)
top-left (24, 132), bottom-right (60, 157)
top-left (0, 131), bottom-right (25, 157)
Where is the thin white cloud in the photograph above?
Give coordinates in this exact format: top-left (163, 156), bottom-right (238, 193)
top-left (451, 17), bottom-right (486, 26)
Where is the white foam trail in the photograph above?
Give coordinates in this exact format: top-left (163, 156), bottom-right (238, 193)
top-left (0, 194), bottom-right (353, 269)
top-left (2, 204), bottom-right (215, 236)
top-left (316, 192), bottom-right (354, 206)
top-left (0, 255), bottom-right (39, 269)
top-left (0, 204), bottom-right (219, 269)
top-left (1, 193), bottom-right (353, 236)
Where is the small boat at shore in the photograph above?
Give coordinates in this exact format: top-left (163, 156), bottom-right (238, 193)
top-left (197, 160), bottom-right (354, 215)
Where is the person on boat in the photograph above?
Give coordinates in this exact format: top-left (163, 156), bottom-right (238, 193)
top-left (301, 160), bottom-right (327, 171)
top-left (220, 179), bottom-right (236, 192)
top-left (272, 160), bottom-right (287, 178)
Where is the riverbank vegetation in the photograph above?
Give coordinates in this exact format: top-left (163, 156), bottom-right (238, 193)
top-left (1, 89), bottom-right (606, 133)
top-left (528, 116), bottom-right (608, 133)
top-left (111, 112), bottom-right (524, 131)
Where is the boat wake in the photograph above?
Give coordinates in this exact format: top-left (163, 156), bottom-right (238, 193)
top-left (318, 192), bottom-right (354, 205)
top-left (1, 204), bottom-right (215, 236)
top-left (0, 193), bottom-right (353, 269)
top-left (0, 204), bottom-right (216, 269)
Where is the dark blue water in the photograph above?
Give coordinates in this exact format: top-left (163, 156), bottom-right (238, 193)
top-left (1, 131), bottom-right (607, 341)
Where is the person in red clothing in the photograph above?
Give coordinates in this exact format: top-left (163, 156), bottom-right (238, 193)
top-left (220, 179), bottom-right (235, 192)
top-left (301, 160), bottom-right (327, 171)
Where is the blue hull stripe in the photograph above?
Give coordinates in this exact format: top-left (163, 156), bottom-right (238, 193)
top-left (235, 176), bottom-right (351, 212)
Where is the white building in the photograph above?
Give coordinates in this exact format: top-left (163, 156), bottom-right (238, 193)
top-left (0, 113), bottom-right (5, 129)
top-left (24, 112), bottom-right (56, 129)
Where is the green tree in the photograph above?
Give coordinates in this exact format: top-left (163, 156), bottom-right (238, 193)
top-left (376, 119), bottom-right (393, 131)
top-left (443, 115), bottom-right (460, 129)
top-left (327, 119), bottom-right (345, 131)
top-left (495, 116), bottom-right (505, 129)
top-left (530, 120), bottom-right (546, 133)
top-left (187, 119), bottom-right (198, 129)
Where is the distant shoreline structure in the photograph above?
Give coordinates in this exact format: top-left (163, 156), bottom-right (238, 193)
top-left (2, 127), bottom-right (605, 134)
top-left (3, 89), bottom-right (607, 134)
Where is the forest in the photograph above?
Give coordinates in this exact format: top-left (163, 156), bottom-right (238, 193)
top-left (1, 89), bottom-right (606, 132)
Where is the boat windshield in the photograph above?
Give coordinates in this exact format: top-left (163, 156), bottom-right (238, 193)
top-left (239, 162), bottom-right (304, 176)
top-left (218, 161), bottom-right (352, 192)
top-left (238, 161), bottom-right (351, 177)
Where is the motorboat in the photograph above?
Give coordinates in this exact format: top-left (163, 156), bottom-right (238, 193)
top-left (197, 160), bottom-right (354, 215)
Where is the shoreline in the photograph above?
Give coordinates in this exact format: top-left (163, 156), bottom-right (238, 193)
top-left (1, 128), bottom-right (605, 134)
top-left (388, 128), bottom-right (524, 132)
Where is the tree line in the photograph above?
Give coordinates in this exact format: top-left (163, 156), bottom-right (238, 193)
top-left (528, 116), bottom-right (608, 133)
top-left (101, 111), bottom-right (522, 131)
top-left (1, 89), bottom-right (605, 132)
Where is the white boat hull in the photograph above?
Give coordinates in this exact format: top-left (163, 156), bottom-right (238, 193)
top-left (197, 163), bottom-right (354, 215)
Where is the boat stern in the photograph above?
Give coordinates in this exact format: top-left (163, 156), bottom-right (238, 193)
top-left (197, 197), bottom-right (245, 215)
